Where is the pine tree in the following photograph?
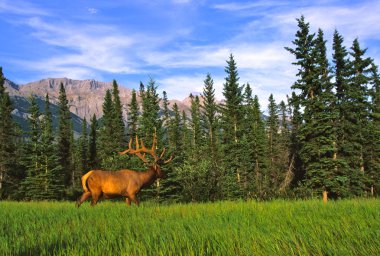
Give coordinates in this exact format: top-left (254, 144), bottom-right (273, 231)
top-left (127, 89), bottom-right (139, 139)
top-left (331, 30), bottom-right (352, 197)
top-left (201, 73), bottom-right (221, 200)
top-left (266, 94), bottom-right (282, 195)
top-left (278, 100), bottom-right (292, 193)
top-left (78, 118), bottom-right (89, 174)
top-left (57, 82), bottom-right (73, 189)
top-left (303, 29), bottom-right (340, 197)
top-left (162, 91), bottom-right (170, 130)
top-left (169, 103), bottom-right (184, 158)
top-left (202, 73), bottom-right (218, 154)
top-left (88, 114), bottom-right (98, 169)
top-left (138, 78), bottom-right (165, 200)
top-left (241, 84), bottom-right (263, 198)
top-left (366, 64), bottom-right (380, 195)
top-left (189, 94), bottom-right (202, 159)
top-left (0, 67), bottom-right (18, 198)
top-left (220, 54), bottom-right (244, 199)
top-left (285, 16), bottom-right (315, 105)
top-left (98, 89), bottom-right (115, 168)
top-left (288, 92), bottom-right (303, 187)
top-left (111, 80), bottom-right (126, 151)
top-left (249, 95), bottom-right (268, 198)
top-left (22, 95), bottom-right (43, 200)
top-left (139, 78), bottom-right (162, 143)
top-left (40, 94), bottom-right (63, 199)
top-left (344, 38), bottom-right (372, 195)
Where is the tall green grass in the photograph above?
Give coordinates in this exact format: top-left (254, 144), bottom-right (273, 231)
top-left (0, 199), bottom-right (379, 255)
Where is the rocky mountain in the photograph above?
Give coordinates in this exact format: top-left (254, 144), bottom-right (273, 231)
top-left (4, 78), bottom-right (194, 134)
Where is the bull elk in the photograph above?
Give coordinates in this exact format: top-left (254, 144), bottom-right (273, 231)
top-left (76, 133), bottom-right (172, 207)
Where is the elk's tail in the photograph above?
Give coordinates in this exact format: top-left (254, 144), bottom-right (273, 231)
top-left (81, 170), bottom-right (94, 192)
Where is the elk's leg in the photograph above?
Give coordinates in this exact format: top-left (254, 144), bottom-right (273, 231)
top-left (125, 197), bottom-right (131, 206)
top-left (76, 192), bottom-right (91, 207)
top-left (91, 192), bottom-right (101, 206)
top-left (129, 194), bottom-right (140, 206)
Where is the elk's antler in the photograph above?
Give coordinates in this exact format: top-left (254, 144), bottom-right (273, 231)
top-left (119, 132), bottom-right (172, 165)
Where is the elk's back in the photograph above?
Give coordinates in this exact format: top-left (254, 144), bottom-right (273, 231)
top-left (87, 170), bottom-right (137, 195)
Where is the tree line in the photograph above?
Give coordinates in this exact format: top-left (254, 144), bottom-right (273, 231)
top-left (0, 16), bottom-right (379, 201)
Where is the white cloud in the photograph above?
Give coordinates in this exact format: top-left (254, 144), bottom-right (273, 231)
top-left (212, 1), bottom-right (281, 11)
top-left (172, 0), bottom-right (191, 4)
top-left (22, 17), bottom-right (143, 75)
top-left (0, 0), bottom-right (49, 16)
top-left (4, 0), bottom-right (380, 105)
top-left (88, 8), bottom-right (98, 14)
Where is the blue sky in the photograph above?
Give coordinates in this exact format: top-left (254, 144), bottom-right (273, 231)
top-left (1, 0), bottom-right (380, 106)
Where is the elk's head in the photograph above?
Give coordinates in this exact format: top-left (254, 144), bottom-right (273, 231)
top-left (119, 132), bottom-right (173, 178)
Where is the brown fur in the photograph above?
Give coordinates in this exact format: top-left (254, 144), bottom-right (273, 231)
top-left (76, 165), bottom-right (163, 207)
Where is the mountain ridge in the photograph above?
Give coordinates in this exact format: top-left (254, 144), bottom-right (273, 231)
top-left (5, 77), bottom-right (194, 123)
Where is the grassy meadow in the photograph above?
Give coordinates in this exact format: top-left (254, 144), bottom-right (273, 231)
top-left (0, 199), bottom-right (379, 255)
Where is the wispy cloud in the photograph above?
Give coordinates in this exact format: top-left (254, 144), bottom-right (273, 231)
top-left (212, 1), bottom-right (287, 11)
top-left (172, 0), bottom-right (191, 4)
top-left (87, 8), bottom-right (98, 14)
top-left (0, 0), bottom-right (49, 16)
top-left (21, 17), bottom-right (143, 77)
top-left (2, 0), bottom-right (380, 104)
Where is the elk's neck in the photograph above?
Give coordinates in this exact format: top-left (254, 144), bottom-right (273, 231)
top-left (140, 167), bottom-right (158, 188)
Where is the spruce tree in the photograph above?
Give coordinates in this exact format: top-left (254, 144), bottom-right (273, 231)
top-left (0, 67), bottom-right (18, 198)
top-left (202, 73), bottom-right (218, 154)
top-left (57, 82), bottom-right (73, 189)
top-left (88, 114), bottom-right (98, 169)
top-left (139, 78), bottom-right (162, 143)
top-left (111, 80), bottom-right (126, 151)
top-left (220, 54), bottom-right (244, 199)
top-left (366, 64), bottom-right (380, 195)
top-left (138, 78), bottom-right (166, 200)
top-left (288, 92), bottom-right (303, 187)
top-left (78, 118), bottom-right (89, 174)
top-left (201, 73), bottom-right (221, 200)
top-left (22, 95), bottom-right (43, 200)
top-left (278, 100), bottom-right (292, 193)
top-left (266, 94), bottom-right (282, 195)
top-left (98, 89), bottom-right (116, 168)
top-left (162, 91), bottom-right (170, 130)
top-left (331, 30), bottom-right (352, 196)
top-left (285, 15), bottom-right (315, 105)
top-left (169, 103), bottom-right (184, 158)
top-left (241, 84), bottom-right (263, 198)
top-left (344, 38), bottom-right (372, 195)
top-left (40, 94), bottom-right (63, 199)
top-left (127, 89), bottom-right (139, 139)
top-left (303, 29), bottom-right (340, 197)
top-left (189, 94), bottom-right (202, 159)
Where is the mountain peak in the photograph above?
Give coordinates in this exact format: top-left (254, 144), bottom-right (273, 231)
top-left (6, 77), bottom-right (192, 121)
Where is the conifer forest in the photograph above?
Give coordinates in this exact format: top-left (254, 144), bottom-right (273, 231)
top-left (0, 16), bottom-right (379, 202)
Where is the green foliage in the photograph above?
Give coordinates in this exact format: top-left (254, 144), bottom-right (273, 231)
top-left (0, 67), bottom-right (19, 199)
top-left (111, 80), bottom-right (126, 150)
top-left (88, 114), bottom-right (98, 169)
top-left (1, 200), bottom-right (379, 255)
top-left (57, 83), bottom-right (73, 188)
top-left (127, 89), bottom-right (139, 139)
top-left (366, 64), bottom-right (380, 195)
top-left (40, 94), bottom-right (64, 199)
top-left (220, 54), bottom-right (245, 199)
top-left (98, 84), bottom-right (127, 170)
top-left (139, 78), bottom-right (162, 143)
top-left (2, 16), bottom-right (380, 202)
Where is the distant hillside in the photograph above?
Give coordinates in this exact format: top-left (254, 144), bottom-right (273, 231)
top-left (4, 78), bottom-right (194, 135)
